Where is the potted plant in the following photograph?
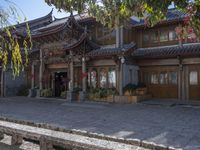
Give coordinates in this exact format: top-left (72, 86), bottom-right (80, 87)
top-left (136, 83), bottom-right (147, 95)
top-left (123, 84), bottom-right (137, 96)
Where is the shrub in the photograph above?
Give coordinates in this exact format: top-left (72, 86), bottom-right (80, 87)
top-left (41, 89), bottom-right (52, 97)
top-left (60, 91), bottom-right (67, 98)
top-left (88, 88), bottom-right (118, 100)
top-left (123, 83), bottom-right (137, 95)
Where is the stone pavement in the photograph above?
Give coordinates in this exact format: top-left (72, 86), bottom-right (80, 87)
top-left (0, 97), bottom-right (200, 150)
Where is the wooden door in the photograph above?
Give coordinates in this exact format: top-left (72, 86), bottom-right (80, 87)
top-left (188, 65), bottom-right (200, 100)
top-left (141, 66), bottom-right (178, 99)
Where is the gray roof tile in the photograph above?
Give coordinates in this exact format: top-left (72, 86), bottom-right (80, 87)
top-left (133, 43), bottom-right (200, 59)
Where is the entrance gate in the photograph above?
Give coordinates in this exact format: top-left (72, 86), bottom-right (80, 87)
top-left (54, 72), bottom-right (68, 97)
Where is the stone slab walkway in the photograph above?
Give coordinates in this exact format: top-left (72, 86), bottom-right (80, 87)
top-left (0, 97), bottom-right (200, 150)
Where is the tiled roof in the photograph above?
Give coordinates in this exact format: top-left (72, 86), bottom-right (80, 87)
top-left (17, 10), bottom-right (53, 29)
top-left (32, 13), bottom-right (94, 33)
top-left (131, 9), bottom-right (187, 27)
top-left (132, 43), bottom-right (200, 59)
top-left (87, 43), bottom-right (136, 57)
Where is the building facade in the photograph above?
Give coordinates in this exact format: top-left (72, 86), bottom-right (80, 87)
top-left (1, 9), bottom-right (200, 101)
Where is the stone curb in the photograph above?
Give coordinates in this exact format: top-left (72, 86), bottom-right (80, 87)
top-left (0, 116), bottom-right (177, 150)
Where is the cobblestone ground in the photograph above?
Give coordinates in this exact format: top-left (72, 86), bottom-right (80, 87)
top-left (0, 97), bottom-right (200, 150)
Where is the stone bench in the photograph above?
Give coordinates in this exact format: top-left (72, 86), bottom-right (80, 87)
top-left (0, 120), bottom-right (148, 150)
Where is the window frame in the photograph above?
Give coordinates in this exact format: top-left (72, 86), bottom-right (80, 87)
top-left (189, 71), bottom-right (198, 85)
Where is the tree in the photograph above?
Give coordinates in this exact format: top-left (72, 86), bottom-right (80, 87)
top-left (45, 0), bottom-right (200, 39)
top-left (0, 0), bottom-right (32, 76)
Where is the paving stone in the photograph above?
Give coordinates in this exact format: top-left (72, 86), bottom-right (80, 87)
top-left (0, 97), bottom-right (200, 149)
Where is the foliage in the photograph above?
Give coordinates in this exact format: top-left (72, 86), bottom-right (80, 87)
top-left (45, 0), bottom-right (200, 35)
top-left (41, 89), bottom-right (53, 97)
top-left (0, 0), bottom-right (32, 77)
top-left (123, 83), bottom-right (147, 95)
top-left (88, 88), bottom-right (118, 99)
top-left (16, 84), bottom-right (30, 96)
top-left (60, 90), bottom-right (67, 98)
top-left (123, 83), bottom-right (137, 95)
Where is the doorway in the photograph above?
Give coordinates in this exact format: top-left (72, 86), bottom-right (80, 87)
top-left (54, 72), bottom-right (68, 97)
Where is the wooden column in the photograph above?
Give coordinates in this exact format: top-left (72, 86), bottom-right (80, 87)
top-left (31, 63), bottom-right (35, 89)
top-left (178, 56), bottom-right (182, 100)
top-left (185, 66), bottom-right (189, 100)
top-left (82, 57), bottom-right (86, 92)
top-left (51, 73), bottom-right (55, 97)
top-left (69, 51), bottom-right (74, 91)
top-left (79, 57), bottom-right (87, 101)
top-left (178, 67), bottom-right (182, 100)
top-left (119, 57), bottom-right (125, 96)
top-left (116, 65), bottom-right (120, 93)
top-left (39, 49), bottom-right (43, 90)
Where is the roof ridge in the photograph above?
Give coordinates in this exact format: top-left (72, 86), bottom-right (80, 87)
top-left (15, 9), bottom-right (53, 28)
top-left (138, 43), bottom-right (200, 51)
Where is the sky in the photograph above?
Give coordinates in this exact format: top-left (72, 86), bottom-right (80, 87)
top-left (2, 0), bottom-right (68, 21)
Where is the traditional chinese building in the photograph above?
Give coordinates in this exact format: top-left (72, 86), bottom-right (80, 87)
top-left (1, 9), bottom-right (200, 101)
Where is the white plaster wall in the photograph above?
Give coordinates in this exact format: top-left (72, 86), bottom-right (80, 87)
top-left (123, 64), bottom-right (139, 87)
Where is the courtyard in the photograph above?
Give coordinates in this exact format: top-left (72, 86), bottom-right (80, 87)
top-left (0, 97), bottom-right (199, 149)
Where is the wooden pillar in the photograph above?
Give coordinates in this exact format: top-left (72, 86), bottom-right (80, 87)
top-left (39, 49), bottom-right (43, 91)
top-left (79, 57), bottom-right (87, 101)
top-left (82, 57), bottom-right (86, 92)
top-left (182, 66), bottom-right (185, 100)
top-left (178, 56), bottom-right (183, 100)
top-left (69, 51), bottom-right (74, 91)
top-left (119, 57), bottom-right (125, 96)
top-left (178, 67), bottom-right (182, 100)
top-left (31, 63), bottom-right (35, 89)
top-left (116, 65), bottom-right (120, 93)
top-left (51, 73), bottom-right (55, 97)
top-left (185, 66), bottom-right (189, 100)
